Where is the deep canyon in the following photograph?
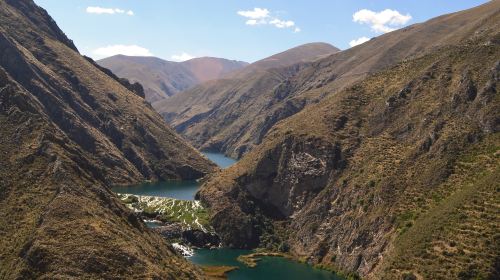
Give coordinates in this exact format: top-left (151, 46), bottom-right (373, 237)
top-left (0, 0), bottom-right (499, 279)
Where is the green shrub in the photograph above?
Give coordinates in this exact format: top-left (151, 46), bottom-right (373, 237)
top-left (367, 180), bottom-right (376, 188)
top-left (403, 272), bottom-right (417, 280)
top-left (278, 242), bottom-right (290, 253)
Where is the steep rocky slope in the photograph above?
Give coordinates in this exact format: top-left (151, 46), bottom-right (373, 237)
top-left (155, 43), bottom-right (339, 158)
top-left (97, 55), bottom-right (248, 103)
top-left (198, 4), bottom-right (500, 279)
top-left (0, 0), bottom-right (215, 278)
top-left (158, 2), bottom-right (500, 160)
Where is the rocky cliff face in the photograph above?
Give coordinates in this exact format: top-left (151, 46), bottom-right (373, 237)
top-left (158, 2), bottom-right (499, 161)
top-left (0, 0), bottom-right (215, 278)
top-left (198, 3), bottom-right (500, 279)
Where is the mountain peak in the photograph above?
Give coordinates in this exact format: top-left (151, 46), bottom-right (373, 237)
top-left (232, 42), bottom-right (339, 76)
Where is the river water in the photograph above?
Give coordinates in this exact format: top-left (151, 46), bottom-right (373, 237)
top-left (111, 179), bottom-right (199, 200)
top-left (190, 248), bottom-right (343, 280)
top-left (112, 152), bottom-right (236, 200)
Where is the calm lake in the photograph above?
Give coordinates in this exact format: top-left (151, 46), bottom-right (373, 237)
top-left (112, 152), bottom-right (236, 200)
top-left (203, 152), bottom-right (237, 168)
top-left (190, 248), bottom-right (343, 280)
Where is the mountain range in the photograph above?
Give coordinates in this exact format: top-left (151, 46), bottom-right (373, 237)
top-left (155, 3), bottom-right (500, 159)
top-left (154, 42), bottom-right (340, 157)
top-left (97, 55), bottom-right (248, 103)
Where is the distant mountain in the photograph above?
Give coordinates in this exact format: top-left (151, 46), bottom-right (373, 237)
top-left (183, 56), bottom-right (249, 82)
top-left (97, 55), bottom-right (248, 103)
top-left (154, 42), bottom-right (340, 157)
top-left (198, 1), bottom-right (500, 279)
top-left (0, 0), bottom-right (214, 278)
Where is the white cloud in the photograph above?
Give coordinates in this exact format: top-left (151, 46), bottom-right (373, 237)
top-left (237, 7), bottom-right (299, 32)
top-left (93, 45), bottom-right (153, 58)
top-left (246, 19), bottom-right (259, 25)
top-left (353, 9), bottom-right (411, 33)
top-left (171, 52), bottom-right (196, 62)
top-left (349, 36), bottom-right (370, 47)
top-left (269, 19), bottom-right (295, 28)
top-left (86, 6), bottom-right (134, 16)
top-left (237, 8), bottom-right (269, 20)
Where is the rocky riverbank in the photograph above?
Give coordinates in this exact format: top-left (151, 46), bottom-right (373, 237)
top-left (117, 194), bottom-right (220, 251)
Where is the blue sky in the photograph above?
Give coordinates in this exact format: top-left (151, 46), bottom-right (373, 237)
top-left (34, 0), bottom-right (488, 63)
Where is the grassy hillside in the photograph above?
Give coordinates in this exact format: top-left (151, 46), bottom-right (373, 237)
top-left (378, 135), bottom-right (499, 279)
top-left (198, 16), bottom-right (500, 279)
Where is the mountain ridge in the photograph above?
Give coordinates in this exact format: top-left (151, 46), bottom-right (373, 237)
top-left (98, 54), bottom-right (248, 103)
top-left (154, 42), bottom-right (340, 157)
top-left (229, 42), bottom-right (340, 77)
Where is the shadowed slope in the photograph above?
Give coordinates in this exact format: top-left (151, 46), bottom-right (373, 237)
top-left (0, 0), bottom-right (215, 278)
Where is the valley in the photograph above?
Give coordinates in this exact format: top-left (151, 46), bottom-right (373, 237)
top-left (155, 2), bottom-right (500, 160)
top-left (1, 0), bottom-right (498, 279)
